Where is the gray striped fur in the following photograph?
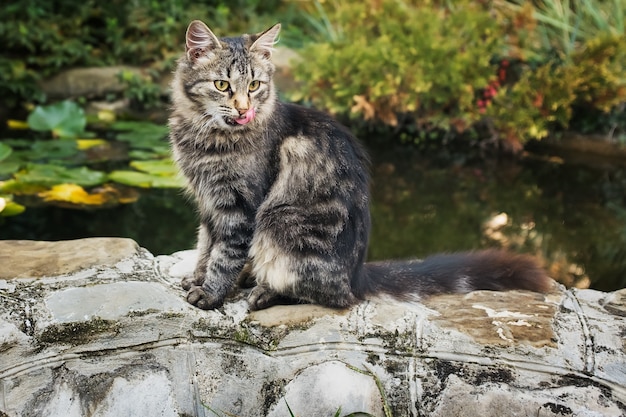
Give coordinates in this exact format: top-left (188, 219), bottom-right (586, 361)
top-left (169, 21), bottom-right (552, 311)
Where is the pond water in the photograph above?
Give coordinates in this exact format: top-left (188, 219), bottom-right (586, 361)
top-left (2, 142), bottom-right (625, 292)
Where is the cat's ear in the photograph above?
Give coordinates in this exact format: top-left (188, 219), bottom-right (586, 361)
top-left (250, 23), bottom-right (281, 59)
top-left (186, 20), bottom-right (221, 63)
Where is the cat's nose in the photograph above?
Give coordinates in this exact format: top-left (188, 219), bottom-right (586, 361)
top-left (234, 98), bottom-right (250, 116)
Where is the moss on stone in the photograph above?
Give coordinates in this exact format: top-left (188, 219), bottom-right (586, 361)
top-left (37, 318), bottom-right (120, 347)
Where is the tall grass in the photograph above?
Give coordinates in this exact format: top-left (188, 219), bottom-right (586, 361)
top-left (505, 0), bottom-right (625, 58)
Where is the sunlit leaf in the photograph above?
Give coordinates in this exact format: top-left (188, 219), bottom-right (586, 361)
top-left (97, 109), bottom-right (116, 123)
top-left (0, 143), bottom-right (12, 161)
top-left (150, 175), bottom-right (184, 188)
top-left (109, 170), bottom-right (183, 188)
top-left (39, 184), bottom-right (107, 205)
top-left (6, 120), bottom-right (29, 130)
top-left (130, 159), bottom-right (179, 176)
top-left (27, 100), bottom-right (87, 138)
top-left (76, 139), bottom-right (108, 150)
top-left (108, 171), bottom-right (153, 188)
top-left (0, 197), bottom-right (25, 216)
top-left (0, 179), bottom-right (47, 195)
top-left (14, 164), bottom-right (107, 187)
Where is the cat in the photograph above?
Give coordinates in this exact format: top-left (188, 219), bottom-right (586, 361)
top-left (168, 20), bottom-right (552, 311)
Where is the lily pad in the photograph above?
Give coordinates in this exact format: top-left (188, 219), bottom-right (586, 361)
top-left (0, 143), bottom-right (12, 161)
top-left (130, 159), bottom-right (179, 176)
top-left (39, 184), bottom-right (108, 206)
top-left (1, 139), bottom-right (31, 149)
top-left (109, 170), bottom-right (184, 188)
top-left (24, 140), bottom-right (79, 161)
top-left (27, 101), bottom-right (87, 139)
top-left (111, 121), bottom-right (169, 134)
top-left (0, 197), bottom-right (26, 216)
top-left (112, 121), bottom-right (169, 149)
top-left (0, 179), bottom-right (47, 195)
top-left (76, 139), bottom-right (108, 150)
top-left (128, 149), bottom-right (164, 160)
top-left (0, 161), bottom-right (21, 176)
top-left (14, 164), bottom-right (107, 187)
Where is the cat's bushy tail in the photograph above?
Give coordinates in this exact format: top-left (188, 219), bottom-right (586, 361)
top-left (357, 250), bottom-right (553, 301)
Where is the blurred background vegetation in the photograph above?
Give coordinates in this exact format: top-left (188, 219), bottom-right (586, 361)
top-left (1, 0), bottom-right (625, 147)
top-left (1, 0), bottom-right (626, 289)
top-left (293, 0), bottom-right (626, 149)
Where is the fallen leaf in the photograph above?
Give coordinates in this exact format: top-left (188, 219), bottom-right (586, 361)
top-left (76, 139), bottom-right (108, 150)
top-left (39, 184), bottom-right (107, 205)
top-left (6, 120), bottom-right (29, 130)
top-left (351, 95), bottom-right (376, 120)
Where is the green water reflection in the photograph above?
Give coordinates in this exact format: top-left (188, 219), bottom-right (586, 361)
top-left (1, 145), bottom-right (625, 291)
top-left (368, 146), bottom-right (626, 292)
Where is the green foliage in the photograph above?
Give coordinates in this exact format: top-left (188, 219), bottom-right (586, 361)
top-left (487, 34), bottom-right (626, 142)
top-left (294, 0), bottom-right (626, 146)
top-left (506, 0), bottom-right (625, 58)
top-left (294, 1), bottom-right (504, 133)
top-left (112, 120), bottom-right (171, 158)
top-left (0, 100), bottom-right (182, 215)
top-left (0, 143), bottom-right (11, 161)
top-left (27, 101), bottom-right (87, 138)
top-left (0, 0), bottom-right (309, 108)
top-left (109, 159), bottom-right (183, 188)
top-left (117, 70), bottom-right (164, 110)
top-left (13, 164), bottom-right (107, 188)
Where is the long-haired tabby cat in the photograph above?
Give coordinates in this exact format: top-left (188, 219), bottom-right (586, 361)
top-left (169, 20), bottom-right (552, 311)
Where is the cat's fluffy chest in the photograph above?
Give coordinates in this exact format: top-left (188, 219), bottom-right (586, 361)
top-left (179, 141), bottom-right (275, 221)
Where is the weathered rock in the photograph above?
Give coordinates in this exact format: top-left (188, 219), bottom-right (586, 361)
top-left (38, 46), bottom-right (298, 105)
top-left (0, 238), bottom-right (140, 279)
top-left (39, 66), bottom-right (144, 99)
top-left (0, 238), bottom-right (624, 417)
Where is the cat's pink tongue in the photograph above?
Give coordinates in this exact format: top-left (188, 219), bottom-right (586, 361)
top-left (235, 107), bottom-right (256, 125)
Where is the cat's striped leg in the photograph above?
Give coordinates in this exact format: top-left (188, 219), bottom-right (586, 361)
top-left (186, 213), bottom-right (253, 310)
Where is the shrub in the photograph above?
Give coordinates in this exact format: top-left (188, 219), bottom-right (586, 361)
top-left (0, 0), bottom-right (294, 109)
top-left (293, 1), bottom-right (505, 132)
top-left (487, 34), bottom-right (626, 144)
top-left (293, 0), bottom-right (626, 146)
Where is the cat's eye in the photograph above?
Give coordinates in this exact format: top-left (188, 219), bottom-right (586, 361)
top-left (248, 80), bottom-right (261, 92)
top-left (214, 80), bottom-right (230, 92)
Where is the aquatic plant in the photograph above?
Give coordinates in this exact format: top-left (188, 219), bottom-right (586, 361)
top-left (0, 101), bottom-right (182, 218)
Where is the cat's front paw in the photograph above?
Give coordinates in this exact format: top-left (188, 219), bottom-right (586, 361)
top-left (186, 286), bottom-right (223, 310)
top-left (181, 274), bottom-right (204, 291)
top-left (247, 285), bottom-right (281, 311)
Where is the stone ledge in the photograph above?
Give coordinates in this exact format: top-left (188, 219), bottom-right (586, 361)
top-left (39, 66), bottom-right (145, 99)
top-left (0, 238), bottom-right (624, 417)
top-left (0, 238), bottom-right (143, 279)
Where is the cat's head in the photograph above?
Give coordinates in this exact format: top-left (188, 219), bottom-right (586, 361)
top-left (172, 20), bottom-right (280, 131)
